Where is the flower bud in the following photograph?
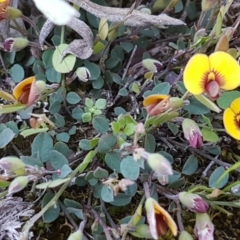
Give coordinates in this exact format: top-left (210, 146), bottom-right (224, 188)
top-left (4, 6), bottom-right (23, 20)
top-left (179, 192), bottom-right (209, 213)
top-left (142, 59), bottom-right (163, 73)
top-left (194, 213), bottom-right (214, 240)
top-left (4, 38), bottom-right (29, 52)
top-left (182, 118), bottom-right (203, 148)
top-left (76, 67), bottom-right (91, 82)
top-left (8, 176), bottom-right (29, 195)
top-left (0, 156), bottom-right (25, 175)
top-left (67, 230), bottom-right (83, 240)
top-left (134, 224), bottom-right (152, 238)
top-left (147, 153), bottom-right (173, 177)
top-left (145, 197), bottom-right (177, 238)
top-left (179, 230), bottom-right (194, 240)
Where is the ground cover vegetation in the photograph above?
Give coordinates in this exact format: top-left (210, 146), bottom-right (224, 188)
top-left (1, 0), bottom-right (240, 239)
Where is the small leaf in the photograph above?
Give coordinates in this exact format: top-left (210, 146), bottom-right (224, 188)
top-left (209, 166), bottom-right (229, 188)
top-left (66, 92), bottom-right (81, 104)
top-left (0, 128), bottom-right (15, 148)
top-left (201, 127), bottom-right (219, 143)
top-left (101, 185), bottom-right (114, 202)
top-left (49, 150), bottom-right (68, 169)
top-left (120, 156), bottom-right (140, 180)
top-left (36, 178), bottom-right (70, 189)
top-left (98, 18), bottom-right (109, 40)
top-left (94, 167), bottom-right (109, 179)
top-left (97, 134), bottom-right (117, 153)
top-left (31, 132), bottom-right (53, 162)
top-left (52, 43), bottom-right (76, 73)
top-left (144, 134), bottom-right (156, 153)
top-left (182, 155), bottom-right (198, 175)
top-left (93, 116), bottom-right (109, 134)
top-left (42, 192), bottom-right (60, 223)
top-left (194, 94), bottom-right (221, 113)
top-left (217, 91), bottom-right (240, 109)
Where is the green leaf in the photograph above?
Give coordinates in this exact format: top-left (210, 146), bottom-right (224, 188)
top-left (182, 155), bottom-right (198, 175)
top-left (97, 134), bottom-right (117, 153)
top-left (82, 112), bottom-right (92, 123)
top-left (20, 127), bottom-right (49, 138)
top-left (104, 151), bottom-right (121, 173)
top-left (194, 94), bottom-right (221, 113)
top-left (217, 91), bottom-right (240, 109)
top-left (42, 192), bottom-right (60, 223)
top-left (93, 116), bottom-right (109, 134)
top-left (85, 61), bottom-right (101, 80)
top-left (52, 44), bottom-right (76, 73)
top-left (201, 127), bottom-right (219, 143)
top-left (54, 142), bottom-right (70, 157)
top-left (5, 121), bottom-right (19, 137)
top-left (143, 82), bottom-right (171, 97)
top-left (49, 150), bottom-right (68, 169)
top-left (72, 107), bottom-right (84, 120)
top-left (79, 138), bottom-right (99, 150)
top-left (167, 122), bottom-right (179, 135)
top-left (123, 123), bottom-right (135, 136)
top-left (94, 167), bottom-right (109, 179)
top-left (0, 103), bottom-right (26, 114)
top-left (120, 156), bottom-right (140, 180)
top-left (31, 132), bottom-right (53, 162)
top-left (0, 128), bottom-right (15, 148)
top-left (56, 132), bottom-right (70, 143)
top-left (36, 178), bottom-right (70, 189)
top-left (144, 134), bottom-right (156, 153)
top-left (101, 185), bottom-right (114, 202)
top-left (209, 166), bottom-right (229, 188)
top-left (10, 64), bottom-right (24, 83)
top-left (110, 193), bottom-right (132, 206)
top-left (85, 98), bottom-right (94, 108)
top-left (42, 49), bottom-right (54, 67)
top-left (66, 92), bottom-right (81, 104)
top-left (95, 99), bottom-right (106, 109)
top-left (184, 97), bottom-right (210, 115)
top-left (49, 101), bottom-right (61, 114)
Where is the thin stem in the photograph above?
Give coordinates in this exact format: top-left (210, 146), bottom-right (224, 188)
top-left (21, 149), bottom-right (98, 236)
top-left (21, 15), bottom-right (40, 35)
top-left (175, 201), bottom-right (184, 232)
top-left (85, 206), bottom-right (113, 240)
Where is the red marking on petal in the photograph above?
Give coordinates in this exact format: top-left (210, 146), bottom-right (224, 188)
top-left (155, 213), bottom-right (168, 236)
top-left (205, 80), bottom-right (220, 98)
top-left (234, 114), bottom-right (240, 130)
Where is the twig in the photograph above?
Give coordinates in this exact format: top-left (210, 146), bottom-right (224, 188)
top-left (100, 199), bottom-right (118, 229)
top-left (85, 206), bottom-right (113, 240)
top-left (175, 200), bottom-right (184, 232)
top-left (59, 200), bottom-right (79, 230)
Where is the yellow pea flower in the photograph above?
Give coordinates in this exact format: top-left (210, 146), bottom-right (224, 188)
top-left (0, 0), bottom-right (10, 20)
top-left (183, 51), bottom-right (240, 100)
top-left (223, 97), bottom-right (240, 140)
top-left (13, 76), bottom-right (46, 107)
top-left (145, 197), bottom-right (178, 239)
top-left (143, 94), bottom-right (184, 116)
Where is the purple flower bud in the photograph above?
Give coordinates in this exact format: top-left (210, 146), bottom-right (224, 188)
top-left (194, 213), bottom-right (214, 240)
top-left (4, 38), bottom-right (29, 52)
top-left (182, 118), bottom-right (203, 148)
top-left (179, 192), bottom-right (209, 213)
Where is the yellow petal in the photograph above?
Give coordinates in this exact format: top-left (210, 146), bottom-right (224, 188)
top-left (143, 94), bottom-right (169, 107)
top-left (153, 200), bottom-right (178, 236)
top-left (229, 97), bottom-right (240, 115)
top-left (183, 54), bottom-right (210, 95)
top-left (209, 51), bottom-right (240, 90)
top-left (13, 76), bottom-right (35, 101)
top-left (223, 108), bottom-right (240, 140)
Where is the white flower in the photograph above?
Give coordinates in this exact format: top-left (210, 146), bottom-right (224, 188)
top-left (33, 0), bottom-right (80, 26)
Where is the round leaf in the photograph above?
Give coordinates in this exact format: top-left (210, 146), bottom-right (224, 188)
top-left (120, 156), bottom-right (140, 180)
top-left (182, 155), bottom-right (198, 175)
top-left (209, 166), bottom-right (229, 188)
top-left (52, 44), bottom-right (76, 73)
